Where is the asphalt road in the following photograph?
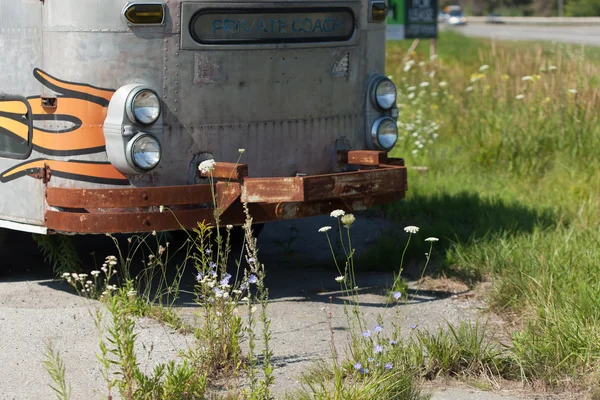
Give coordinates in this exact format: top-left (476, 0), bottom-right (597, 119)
top-left (388, 23), bottom-right (600, 46)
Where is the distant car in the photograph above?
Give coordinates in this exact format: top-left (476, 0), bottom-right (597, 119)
top-left (438, 11), bottom-right (446, 23)
top-left (445, 9), bottom-right (467, 25)
top-left (486, 13), bottom-right (504, 24)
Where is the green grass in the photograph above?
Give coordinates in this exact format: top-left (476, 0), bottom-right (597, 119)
top-left (382, 32), bottom-right (600, 388)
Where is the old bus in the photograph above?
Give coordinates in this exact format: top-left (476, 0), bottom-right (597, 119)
top-left (0, 0), bottom-right (406, 239)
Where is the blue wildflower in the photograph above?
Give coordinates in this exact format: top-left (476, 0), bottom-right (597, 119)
top-left (361, 368), bottom-right (369, 374)
top-left (410, 324), bottom-right (418, 329)
top-left (389, 340), bottom-right (398, 345)
top-left (393, 292), bottom-right (402, 300)
top-left (384, 362), bottom-right (393, 370)
top-left (205, 248), bottom-right (212, 254)
top-left (353, 362), bottom-right (362, 370)
top-left (196, 272), bottom-right (203, 281)
top-left (374, 325), bottom-right (383, 333)
top-left (248, 257), bottom-right (255, 264)
top-left (248, 274), bottom-right (258, 284)
top-left (374, 345), bottom-right (383, 354)
top-left (209, 261), bottom-right (217, 269)
top-left (368, 357), bottom-right (375, 363)
top-left (220, 273), bottom-right (231, 286)
top-left (362, 330), bottom-right (371, 338)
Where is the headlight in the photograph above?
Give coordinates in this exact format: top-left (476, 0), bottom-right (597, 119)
top-left (372, 77), bottom-right (397, 110)
top-left (130, 134), bottom-right (161, 170)
top-left (371, 117), bottom-right (398, 151)
top-left (130, 89), bottom-right (160, 125)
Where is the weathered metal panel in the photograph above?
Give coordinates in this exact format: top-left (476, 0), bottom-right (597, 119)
top-left (0, 0), bottom-right (44, 225)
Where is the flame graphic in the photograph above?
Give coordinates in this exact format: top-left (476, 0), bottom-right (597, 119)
top-left (0, 69), bottom-right (128, 185)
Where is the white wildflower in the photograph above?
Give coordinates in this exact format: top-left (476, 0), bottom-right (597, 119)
top-left (407, 86), bottom-right (417, 92)
top-left (335, 276), bottom-right (345, 282)
top-left (91, 270), bottom-right (100, 277)
top-left (127, 290), bottom-right (136, 297)
top-left (408, 92), bottom-right (415, 100)
top-left (318, 226), bottom-right (332, 233)
top-left (330, 210), bottom-right (345, 218)
top-left (61, 273), bottom-right (70, 278)
top-left (403, 64), bottom-right (411, 72)
top-left (251, 306), bottom-right (258, 313)
top-left (226, 224), bottom-right (233, 229)
top-left (465, 86), bottom-right (473, 92)
top-left (479, 64), bottom-right (490, 72)
top-left (522, 76), bottom-right (533, 81)
top-left (404, 226), bottom-right (419, 234)
top-left (418, 61), bottom-right (425, 67)
top-left (419, 82), bottom-right (430, 88)
top-left (412, 149), bottom-right (418, 155)
top-left (516, 94), bottom-right (525, 100)
top-left (425, 237), bottom-right (439, 242)
top-left (238, 148), bottom-right (245, 154)
top-left (549, 65), bottom-right (557, 71)
top-left (341, 214), bottom-right (355, 226)
top-left (198, 159), bottom-right (216, 174)
top-left (439, 81), bottom-right (448, 87)
top-left (569, 89), bottom-right (578, 94)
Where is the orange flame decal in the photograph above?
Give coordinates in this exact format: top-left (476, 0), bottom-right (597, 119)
top-left (0, 69), bottom-right (129, 185)
top-left (0, 159), bottom-right (128, 185)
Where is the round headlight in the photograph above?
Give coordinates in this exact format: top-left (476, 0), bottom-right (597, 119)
top-left (131, 134), bottom-right (161, 170)
top-left (371, 117), bottom-right (398, 151)
top-left (372, 78), bottom-right (397, 110)
top-left (131, 89), bottom-right (160, 125)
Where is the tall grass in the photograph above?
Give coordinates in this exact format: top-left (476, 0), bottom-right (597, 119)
top-left (385, 32), bottom-right (600, 387)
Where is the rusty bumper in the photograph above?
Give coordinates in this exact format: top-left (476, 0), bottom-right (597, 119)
top-left (44, 151), bottom-right (406, 234)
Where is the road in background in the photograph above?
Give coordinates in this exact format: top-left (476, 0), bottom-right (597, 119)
top-left (388, 23), bottom-right (600, 46)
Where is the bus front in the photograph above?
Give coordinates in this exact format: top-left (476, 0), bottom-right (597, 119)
top-left (43, 0), bottom-right (406, 233)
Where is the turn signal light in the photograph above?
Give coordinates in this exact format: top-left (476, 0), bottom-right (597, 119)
top-left (123, 3), bottom-right (165, 25)
top-left (370, 1), bottom-right (388, 22)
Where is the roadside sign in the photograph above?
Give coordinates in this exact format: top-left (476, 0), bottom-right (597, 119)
top-left (387, 0), bottom-right (438, 39)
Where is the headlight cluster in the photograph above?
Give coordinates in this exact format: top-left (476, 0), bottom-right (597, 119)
top-left (370, 77), bottom-right (399, 151)
top-left (126, 88), bottom-right (162, 171)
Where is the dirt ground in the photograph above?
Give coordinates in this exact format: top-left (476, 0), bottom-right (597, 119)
top-left (0, 214), bottom-right (586, 399)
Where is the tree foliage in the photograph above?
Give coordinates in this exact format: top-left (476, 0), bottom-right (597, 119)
top-left (442, 0), bottom-right (600, 17)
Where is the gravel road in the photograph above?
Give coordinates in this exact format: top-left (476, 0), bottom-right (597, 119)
top-left (0, 215), bottom-right (532, 399)
top-left (388, 23), bottom-right (600, 46)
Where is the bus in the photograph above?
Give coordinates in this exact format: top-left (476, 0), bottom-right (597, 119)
top-left (0, 0), bottom-right (406, 240)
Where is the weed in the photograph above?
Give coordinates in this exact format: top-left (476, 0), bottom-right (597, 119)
top-left (34, 234), bottom-right (82, 276)
top-left (42, 341), bottom-right (71, 400)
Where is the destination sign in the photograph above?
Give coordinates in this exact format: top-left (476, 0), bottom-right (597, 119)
top-left (190, 8), bottom-right (355, 44)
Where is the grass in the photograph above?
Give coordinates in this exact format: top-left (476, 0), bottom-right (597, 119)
top-left (384, 31), bottom-right (600, 388)
top-left (41, 30), bottom-right (600, 399)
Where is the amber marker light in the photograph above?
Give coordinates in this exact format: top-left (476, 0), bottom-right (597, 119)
top-left (123, 2), bottom-right (165, 25)
top-left (369, 1), bottom-right (388, 22)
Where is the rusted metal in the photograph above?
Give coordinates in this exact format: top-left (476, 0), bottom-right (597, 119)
top-left (46, 184), bottom-right (214, 208)
top-left (199, 162), bottom-right (248, 181)
top-left (215, 181), bottom-right (242, 215)
top-left (242, 177), bottom-right (305, 203)
top-left (29, 163), bottom-right (51, 183)
top-left (45, 192), bottom-right (405, 234)
top-left (338, 150), bottom-right (388, 166)
top-left (44, 163), bottom-right (407, 234)
top-left (242, 165), bottom-right (406, 203)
